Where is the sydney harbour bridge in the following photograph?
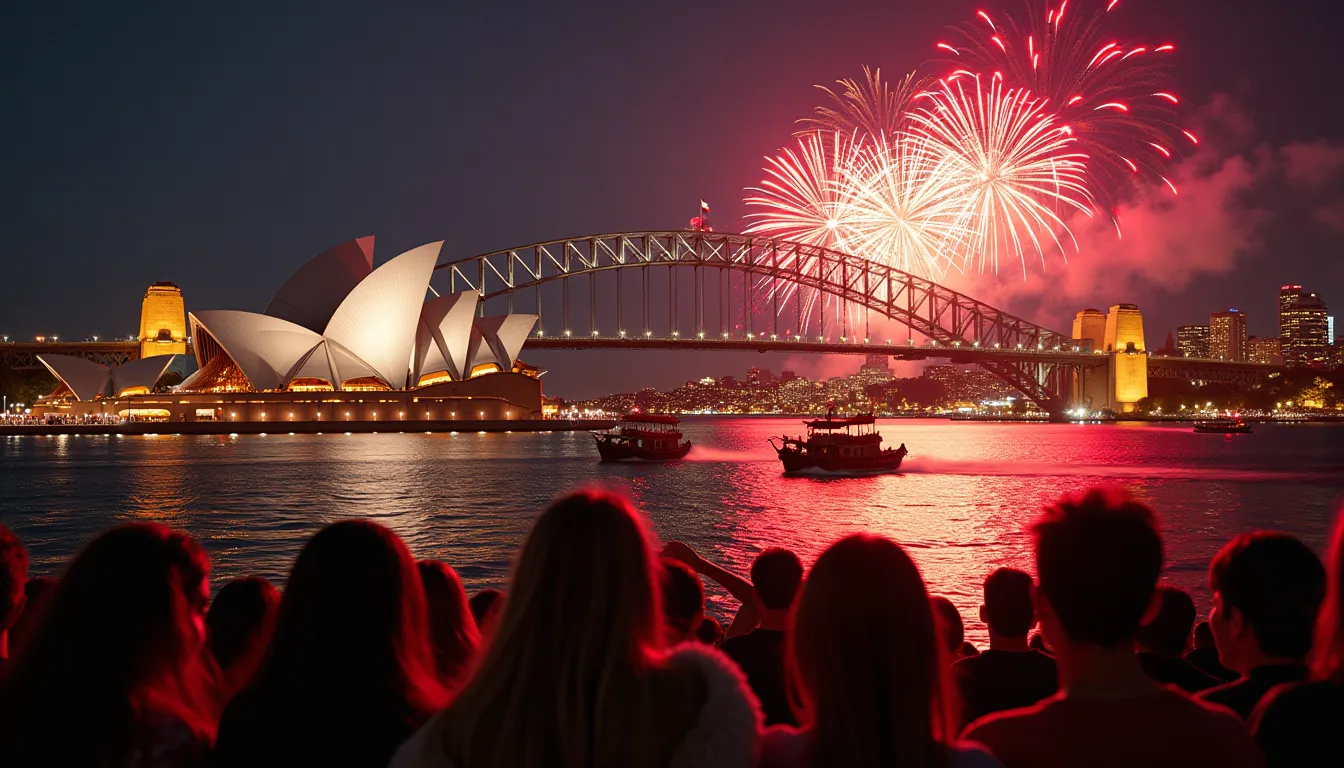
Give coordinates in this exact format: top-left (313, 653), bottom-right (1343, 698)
top-left (4, 230), bottom-right (1273, 419)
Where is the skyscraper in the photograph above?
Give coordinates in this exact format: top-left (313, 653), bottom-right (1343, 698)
top-left (1176, 325), bottom-right (1210, 358)
top-left (1210, 309), bottom-right (1248, 362)
top-left (1247, 336), bottom-right (1284, 366)
top-left (1278, 285), bottom-right (1329, 366)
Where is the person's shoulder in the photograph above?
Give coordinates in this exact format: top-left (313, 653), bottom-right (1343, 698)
top-left (949, 740), bottom-right (1006, 768)
top-left (1195, 676), bottom-right (1245, 707)
top-left (758, 725), bottom-right (808, 768)
top-left (961, 693), bottom-right (1061, 741)
top-left (664, 643), bottom-right (763, 768)
top-left (950, 742), bottom-right (1005, 768)
top-left (1155, 687), bottom-right (1257, 738)
top-left (1254, 679), bottom-right (1342, 726)
top-left (388, 715), bottom-right (454, 768)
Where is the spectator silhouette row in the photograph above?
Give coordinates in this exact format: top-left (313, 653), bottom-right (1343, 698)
top-left (1, 486), bottom-right (1341, 767)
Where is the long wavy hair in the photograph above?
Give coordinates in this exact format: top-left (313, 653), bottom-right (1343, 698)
top-left (428, 489), bottom-right (700, 768)
top-left (0, 524), bottom-right (218, 765)
top-left (788, 534), bottom-right (953, 768)
top-left (418, 560), bottom-right (481, 691)
top-left (1312, 506), bottom-right (1344, 683)
top-left (243, 520), bottom-right (447, 716)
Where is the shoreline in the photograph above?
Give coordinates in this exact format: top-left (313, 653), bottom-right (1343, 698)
top-left (0, 419), bottom-right (616, 437)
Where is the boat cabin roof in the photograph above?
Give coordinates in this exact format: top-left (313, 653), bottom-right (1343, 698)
top-left (804, 414), bottom-right (875, 429)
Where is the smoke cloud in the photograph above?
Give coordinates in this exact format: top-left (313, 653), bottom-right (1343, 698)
top-left (943, 96), bottom-right (1344, 325)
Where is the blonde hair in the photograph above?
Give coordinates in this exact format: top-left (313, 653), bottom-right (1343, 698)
top-left (429, 489), bottom-right (699, 767)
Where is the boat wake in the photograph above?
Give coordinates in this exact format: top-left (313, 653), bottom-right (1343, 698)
top-left (900, 456), bottom-right (1343, 485)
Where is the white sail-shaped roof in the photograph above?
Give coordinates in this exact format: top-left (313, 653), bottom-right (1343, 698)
top-left (414, 291), bottom-right (478, 381)
top-left (37, 355), bottom-right (111, 402)
top-left (322, 241), bottom-right (442, 390)
top-left (110, 355), bottom-right (177, 396)
top-left (326, 340), bottom-right (386, 387)
top-left (475, 314), bottom-right (538, 372)
top-left (464, 326), bottom-right (498, 374)
top-left (264, 236), bottom-right (375, 333)
top-left (191, 310), bottom-right (325, 392)
top-left (285, 343), bottom-right (337, 385)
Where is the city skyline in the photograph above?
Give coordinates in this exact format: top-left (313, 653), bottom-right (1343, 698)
top-left (4, 1), bottom-right (1344, 398)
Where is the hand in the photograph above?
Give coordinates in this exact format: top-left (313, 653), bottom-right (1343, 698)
top-left (661, 541), bottom-right (702, 570)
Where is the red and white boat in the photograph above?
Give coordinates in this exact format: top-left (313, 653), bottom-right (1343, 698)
top-left (769, 413), bottom-right (907, 476)
top-left (591, 412), bottom-right (692, 462)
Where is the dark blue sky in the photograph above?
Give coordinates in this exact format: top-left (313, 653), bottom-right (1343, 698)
top-left (5, 0), bottom-right (1343, 397)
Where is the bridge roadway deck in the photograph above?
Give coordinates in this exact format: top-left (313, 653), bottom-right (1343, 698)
top-left (525, 336), bottom-right (1109, 366)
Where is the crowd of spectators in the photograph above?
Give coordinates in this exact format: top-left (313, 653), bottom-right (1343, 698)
top-left (0, 486), bottom-right (1341, 767)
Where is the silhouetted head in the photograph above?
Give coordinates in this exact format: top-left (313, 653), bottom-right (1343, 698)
top-left (929, 596), bottom-right (965, 654)
top-left (696, 614), bottom-right (724, 645)
top-left (8, 576), bottom-right (56, 659)
top-left (659, 558), bottom-right (704, 644)
top-left (1033, 488), bottom-right (1163, 649)
top-left (981, 568), bottom-right (1035, 639)
top-left (439, 489), bottom-right (679, 765)
top-left (0, 524), bottom-right (27, 637)
top-left (206, 576), bottom-right (280, 699)
top-left (418, 560), bottom-right (480, 690)
top-left (752, 547), bottom-right (803, 612)
top-left (1313, 506), bottom-right (1344, 682)
top-left (1210, 532), bottom-right (1326, 673)
top-left (789, 534), bottom-right (953, 765)
top-left (468, 589), bottom-right (504, 638)
top-left (1193, 620), bottom-right (1215, 650)
top-left (0, 524), bottom-right (216, 764)
top-left (254, 520), bottom-right (446, 712)
top-left (1137, 585), bottom-right (1198, 657)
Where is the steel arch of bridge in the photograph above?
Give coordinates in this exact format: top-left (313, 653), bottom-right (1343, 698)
top-left (432, 230), bottom-right (1088, 414)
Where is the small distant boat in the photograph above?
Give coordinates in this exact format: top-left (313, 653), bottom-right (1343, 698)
top-left (769, 413), bottom-right (907, 476)
top-left (591, 411), bottom-right (692, 462)
top-left (1193, 419), bottom-right (1252, 434)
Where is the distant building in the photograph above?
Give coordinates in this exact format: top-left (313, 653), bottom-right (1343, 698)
top-left (1210, 309), bottom-right (1248, 362)
top-left (779, 370), bottom-right (797, 383)
top-left (746, 367), bottom-right (774, 385)
top-left (1329, 315), bottom-right (1335, 345)
top-left (1279, 285), bottom-right (1329, 366)
top-left (1247, 336), bottom-right (1284, 366)
top-left (855, 354), bottom-right (893, 387)
top-left (923, 364), bottom-right (1015, 406)
top-left (1177, 324), bottom-right (1210, 358)
top-left (138, 282), bottom-right (187, 358)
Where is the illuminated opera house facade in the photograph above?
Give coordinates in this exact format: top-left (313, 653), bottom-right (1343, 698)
top-left (36, 237), bottom-right (542, 423)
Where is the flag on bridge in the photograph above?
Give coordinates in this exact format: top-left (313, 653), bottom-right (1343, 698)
top-left (700, 200), bottom-right (711, 213)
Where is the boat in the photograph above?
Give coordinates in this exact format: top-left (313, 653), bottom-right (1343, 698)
top-left (768, 413), bottom-right (908, 475)
top-left (591, 411), bottom-right (692, 462)
top-left (1193, 418), bottom-right (1252, 434)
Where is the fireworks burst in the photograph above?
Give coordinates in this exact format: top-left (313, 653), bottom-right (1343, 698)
top-left (908, 74), bottom-right (1094, 276)
top-left (800, 67), bottom-right (926, 142)
top-left (941, 0), bottom-right (1189, 206)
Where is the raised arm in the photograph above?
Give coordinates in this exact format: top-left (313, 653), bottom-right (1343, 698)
top-left (661, 541), bottom-right (754, 604)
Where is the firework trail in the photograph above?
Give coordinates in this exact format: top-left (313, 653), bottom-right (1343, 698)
top-left (939, 0), bottom-right (1189, 209)
top-left (800, 67), bottom-right (926, 142)
top-left (908, 74), bottom-right (1094, 277)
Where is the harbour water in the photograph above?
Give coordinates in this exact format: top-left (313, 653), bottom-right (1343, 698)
top-left (4, 419), bottom-right (1343, 643)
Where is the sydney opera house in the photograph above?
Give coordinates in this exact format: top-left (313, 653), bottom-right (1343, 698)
top-left (35, 237), bottom-right (543, 424)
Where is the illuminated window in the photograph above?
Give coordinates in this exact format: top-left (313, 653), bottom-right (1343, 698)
top-left (416, 371), bottom-right (453, 387)
top-left (469, 363), bottom-right (502, 378)
top-left (341, 377), bottom-right (392, 391)
top-left (288, 377), bottom-right (334, 392)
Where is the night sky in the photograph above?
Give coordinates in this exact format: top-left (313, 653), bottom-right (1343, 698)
top-left (5, 0), bottom-right (1343, 398)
